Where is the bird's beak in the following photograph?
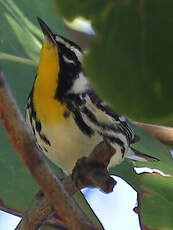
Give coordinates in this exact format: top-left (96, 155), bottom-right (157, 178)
top-left (37, 17), bottom-right (56, 45)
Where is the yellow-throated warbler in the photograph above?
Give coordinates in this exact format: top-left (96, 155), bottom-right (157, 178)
top-left (25, 18), bottom-right (158, 173)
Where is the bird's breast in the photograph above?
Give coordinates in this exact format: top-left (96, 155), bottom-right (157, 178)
top-left (37, 115), bottom-right (102, 172)
top-left (33, 38), bottom-right (66, 124)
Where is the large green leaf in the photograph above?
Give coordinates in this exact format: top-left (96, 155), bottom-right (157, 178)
top-left (138, 174), bottom-right (173, 230)
top-left (55, 0), bottom-right (173, 125)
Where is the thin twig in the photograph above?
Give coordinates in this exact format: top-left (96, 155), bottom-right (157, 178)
top-left (0, 68), bottom-right (101, 230)
top-left (134, 121), bottom-right (173, 146)
top-left (0, 52), bottom-right (37, 66)
top-left (15, 176), bottom-right (78, 230)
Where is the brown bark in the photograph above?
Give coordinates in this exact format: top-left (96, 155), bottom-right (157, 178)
top-left (134, 121), bottom-right (173, 146)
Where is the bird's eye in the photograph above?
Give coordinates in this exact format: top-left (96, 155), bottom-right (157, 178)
top-left (63, 55), bottom-right (75, 64)
top-left (65, 49), bottom-right (74, 59)
top-left (63, 50), bottom-right (75, 64)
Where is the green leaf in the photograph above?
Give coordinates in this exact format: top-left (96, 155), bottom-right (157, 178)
top-left (0, 52), bottom-right (37, 66)
top-left (55, 0), bottom-right (173, 125)
top-left (0, 0), bottom-right (64, 213)
top-left (138, 174), bottom-right (173, 230)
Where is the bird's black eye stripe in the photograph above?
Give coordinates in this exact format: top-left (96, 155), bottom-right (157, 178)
top-left (64, 49), bottom-right (75, 60)
top-left (58, 43), bottom-right (77, 62)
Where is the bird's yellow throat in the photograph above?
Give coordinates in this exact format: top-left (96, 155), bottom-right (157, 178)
top-left (33, 38), bottom-right (66, 124)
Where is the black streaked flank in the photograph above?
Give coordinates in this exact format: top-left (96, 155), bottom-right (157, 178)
top-left (43, 147), bottom-right (48, 153)
top-left (25, 89), bottom-right (36, 136)
top-left (63, 110), bottom-right (70, 118)
top-left (32, 126), bottom-right (35, 135)
top-left (35, 120), bottom-right (41, 133)
top-left (38, 144), bottom-right (43, 152)
top-left (66, 98), bottom-right (94, 137)
top-left (26, 90), bottom-right (51, 149)
top-left (40, 134), bottom-right (51, 146)
top-left (73, 109), bottom-right (94, 136)
top-left (26, 88), bottom-right (36, 120)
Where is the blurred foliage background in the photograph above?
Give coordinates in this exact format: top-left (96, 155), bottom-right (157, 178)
top-left (0, 0), bottom-right (173, 229)
top-left (56, 0), bottom-right (173, 126)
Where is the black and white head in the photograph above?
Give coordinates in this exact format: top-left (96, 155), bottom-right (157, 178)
top-left (37, 17), bottom-right (89, 100)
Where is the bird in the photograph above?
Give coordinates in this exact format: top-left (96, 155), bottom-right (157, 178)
top-left (25, 17), bottom-right (158, 174)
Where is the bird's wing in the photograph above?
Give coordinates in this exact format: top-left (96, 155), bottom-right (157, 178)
top-left (65, 90), bottom-right (160, 163)
top-left (85, 93), bottom-right (160, 162)
top-left (85, 89), bottom-right (136, 144)
top-left (65, 88), bottom-right (137, 145)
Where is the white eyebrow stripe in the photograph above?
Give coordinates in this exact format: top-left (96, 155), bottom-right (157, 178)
top-left (55, 36), bottom-right (70, 47)
top-left (55, 35), bottom-right (83, 63)
top-left (70, 46), bottom-right (83, 63)
top-left (63, 55), bottom-right (75, 64)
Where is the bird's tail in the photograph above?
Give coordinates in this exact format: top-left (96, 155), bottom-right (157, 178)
top-left (126, 147), bottom-right (160, 162)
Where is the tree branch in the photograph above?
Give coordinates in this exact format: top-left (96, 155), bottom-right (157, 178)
top-left (72, 141), bottom-right (116, 193)
top-left (40, 211), bottom-right (68, 230)
top-left (0, 68), bottom-right (101, 230)
top-left (15, 140), bottom-right (116, 230)
top-left (15, 191), bottom-right (53, 230)
top-left (134, 121), bottom-right (173, 146)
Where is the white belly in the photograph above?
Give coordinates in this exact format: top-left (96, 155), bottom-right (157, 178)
top-left (26, 110), bottom-right (126, 173)
top-left (35, 117), bottom-right (102, 172)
